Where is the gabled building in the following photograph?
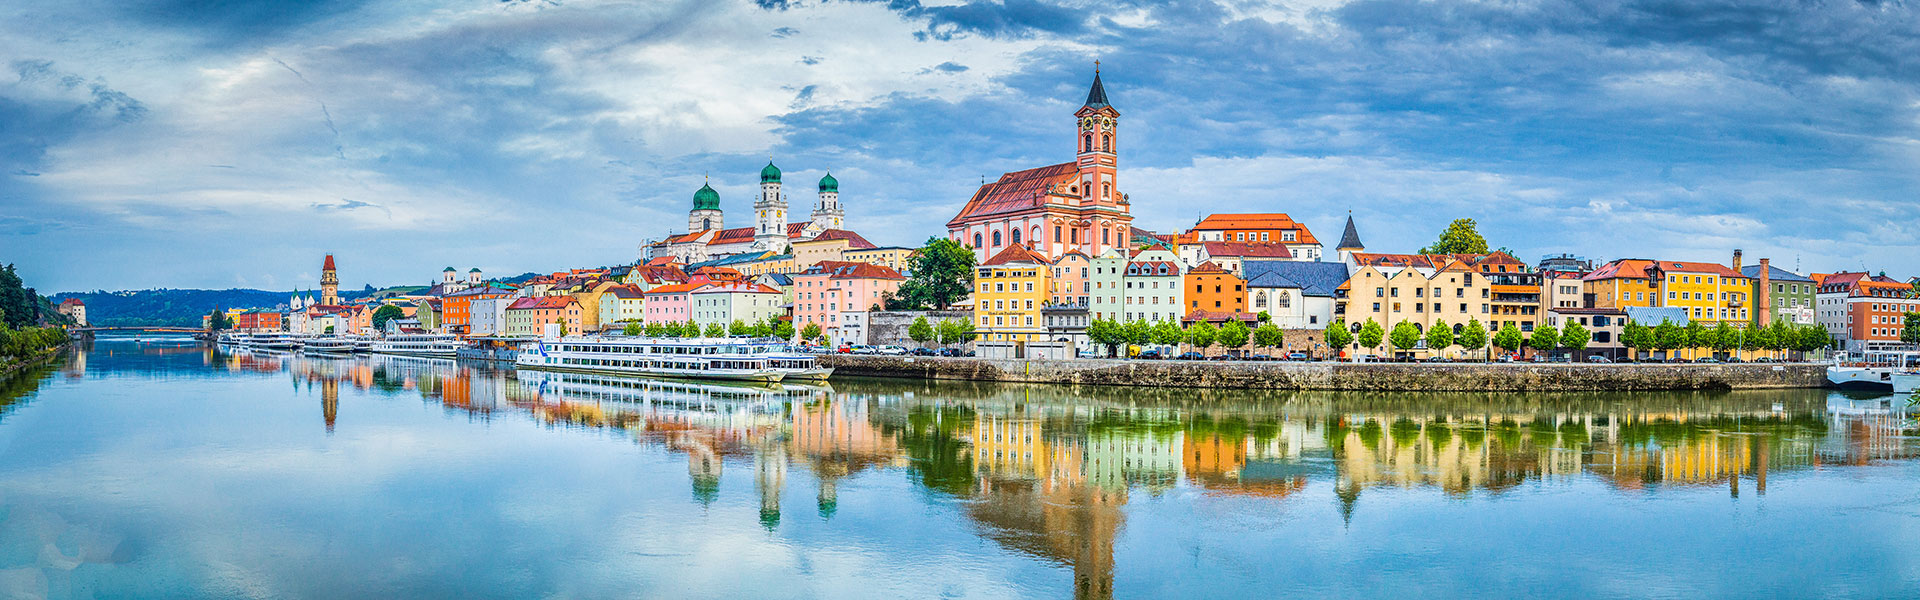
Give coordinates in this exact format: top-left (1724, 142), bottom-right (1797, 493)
top-left (688, 282), bottom-right (785, 330)
top-left (1650, 260), bottom-right (1751, 326)
top-left (1180, 241), bottom-right (1294, 274)
top-left (1241, 260), bottom-right (1347, 330)
top-left (1738, 254), bottom-right (1815, 326)
top-left (1177, 214), bottom-right (1321, 261)
top-left (1582, 259), bottom-right (1661, 310)
top-left (1048, 250), bottom-right (1091, 307)
top-left (1184, 261), bottom-right (1246, 317)
top-left (947, 68), bottom-right (1133, 263)
top-left (974, 244), bottom-right (1053, 345)
top-left (792, 261), bottom-right (906, 341)
top-left (1816, 271), bottom-right (1916, 353)
top-left (504, 296), bottom-right (582, 337)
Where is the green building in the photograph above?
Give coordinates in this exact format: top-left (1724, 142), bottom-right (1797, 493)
top-left (1740, 261), bottom-right (1815, 327)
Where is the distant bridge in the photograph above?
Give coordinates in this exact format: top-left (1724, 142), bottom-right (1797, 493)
top-left (69, 326), bottom-right (205, 334)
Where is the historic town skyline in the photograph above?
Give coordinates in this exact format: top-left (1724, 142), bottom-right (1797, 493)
top-left (7, 0), bottom-right (1920, 293)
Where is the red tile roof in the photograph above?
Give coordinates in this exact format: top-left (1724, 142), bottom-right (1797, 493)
top-left (801, 260), bottom-right (907, 280)
top-left (508, 296), bottom-right (576, 310)
top-left (1185, 213), bottom-right (1321, 245)
top-left (1202, 242), bottom-right (1293, 259)
top-left (1188, 260), bottom-right (1230, 274)
top-left (1582, 259), bottom-right (1658, 281)
top-left (948, 162), bottom-right (1079, 226)
top-left (983, 244), bottom-right (1049, 266)
top-left (323, 254), bottom-right (336, 271)
top-left (809, 229), bottom-right (877, 249)
top-left (1655, 260), bottom-right (1743, 278)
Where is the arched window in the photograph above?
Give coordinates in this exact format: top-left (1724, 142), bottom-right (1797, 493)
top-left (1011, 229), bottom-right (1021, 245)
top-left (702, 218), bottom-right (711, 230)
top-left (1102, 183), bottom-right (1111, 198)
top-left (1054, 226), bottom-right (1062, 243)
top-left (1102, 133), bottom-right (1112, 151)
top-left (1254, 292), bottom-right (1267, 308)
top-left (1032, 227), bottom-right (1042, 247)
top-left (1083, 134), bottom-right (1093, 152)
top-left (993, 231), bottom-right (1003, 247)
top-left (974, 233), bottom-right (983, 248)
top-left (1277, 292), bottom-right (1291, 308)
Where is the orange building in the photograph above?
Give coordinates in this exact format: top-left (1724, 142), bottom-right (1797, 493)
top-left (235, 310), bottom-right (281, 332)
top-left (504, 296), bottom-right (583, 337)
top-left (1184, 261), bottom-right (1246, 316)
top-left (1583, 259), bottom-right (1661, 309)
top-left (440, 284), bottom-right (515, 336)
top-left (1178, 213), bottom-right (1323, 261)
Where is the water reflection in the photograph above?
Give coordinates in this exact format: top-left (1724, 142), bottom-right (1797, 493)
top-left (197, 350), bottom-right (1920, 597)
top-left (11, 346), bottom-right (1918, 598)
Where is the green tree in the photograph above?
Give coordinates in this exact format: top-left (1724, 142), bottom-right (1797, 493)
top-left (1216, 319), bottom-right (1250, 351)
top-left (1417, 218), bottom-right (1490, 255)
top-left (1528, 323), bottom-right (1559, 355)
top-left (908, 316), bottom-right (934, 346)
top-left (1151, 320), bottom-right (1184, 348)
top-left (1653, 319), bottom-right (1686, 357)
top-left (0, 265), bottom-right (39, 330)
top-left (684, 319), bottom-right (700, 338)
top-left (1749, 322), bottom-right (1777, 353)
top-left (1325, 319), bottom-right (1353, 358)
top-left (371, 304), bottom-right (404, 331)
top-left (1087, 318), bottom-right (1117, 356)
top-left (1684, 321), bottom-right (1711, 355)
top-left (1256, 311), bottom-right (1272, 323)
top-left (1122, 320), bottom-right (1152, 350)
top-left (801, 322), bottom-right (826, 344)
top-left (1620, 321), bottom-right (1649, 360)
top-left (728, 319), bottom-right (750, 336)
top-left (1904, 312), bottom-right (1920, 345)
top-left (772, 318), bottom-right (795, 340)
top-left (1253, 322), bottom-right (1285, 349)
top-left (1713, 322), bottom-right (1740, 357)
top-left (1389, 321), bottom-right (1421, 356)
top-left (1561, 321), bottom-right (1591, 353)
top-left (700, 321), bottom-right (722, 338)
top-left (1457, 319), bottom-right (1488, 360)
top-left (1794, 324), bottom-right (1830, 356)
top-left (1492, 323), bottom-right (1524, 356)
top-left (1425, 318), bottom-right (1454, 357)
top-left (623, 322), bottom-right (643, 336)
top-left (555, 318), bottom-right (568, 337)
top-left (1357, 318), bottom-right (1385, 352)
top-left (1185, 320), bottom-right (1218, 349)
top-left (892, 237), bottom-right (977, 310)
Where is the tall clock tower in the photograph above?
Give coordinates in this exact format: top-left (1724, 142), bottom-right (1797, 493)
top-left (1075, 65), bottom-right (1120, 211)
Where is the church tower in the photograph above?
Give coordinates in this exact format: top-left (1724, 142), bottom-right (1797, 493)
top-left (320, 254), bottom-right (339, 306)
top-left (1075, 65), bottom-right (1120, 211)
top-left (754, 161), bottom-right (788, 252)
top-left (1336, 214), bottom-right (1365, 264)
top-left (689, 181), bottom-right (723, 233)
top-left (810, 172), bottom-right (843, 232)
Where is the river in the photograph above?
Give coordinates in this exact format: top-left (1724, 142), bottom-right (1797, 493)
top-left (0, 340), bottom-right (1916, 598)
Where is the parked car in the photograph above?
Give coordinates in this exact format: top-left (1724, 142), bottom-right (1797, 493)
top-left (1176, 351), bottom-right (1205, 361)
top-left (1287, 352), bottom-right (1310, 362)
top-left (1207, 354), bottom-right (1235, 361)
top-left (835, 346), bottom-right (853, 354)
top-left (1692, 357), bottom-right (1720, 363)
top-left (1725, 357), bottom-right (1745, 363)
top-left (909, 347), bottom-right (935, 356)
top-left (937, 347), bottom-right (961, 357)
top-left (963, 350), bottom-right (976, 357)
top-left (1136, 349), bottom-right (1163, 360)
top-left (1424, 356), bottom-right (1449, 363)
top-left (1586, 356), bottom-right (1612, 363)
top-left (1549, 356), bottom-right (1571, 363)
top-left (1753, 357), bottom-right (1778, 363)
top-left (878, 346), bottom-right (909, 356)
top-left (1249, 354), bottom-right (1274, 361)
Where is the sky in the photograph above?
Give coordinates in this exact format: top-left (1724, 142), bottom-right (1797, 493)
top-left (4, 0), bottom-right (1920, 293)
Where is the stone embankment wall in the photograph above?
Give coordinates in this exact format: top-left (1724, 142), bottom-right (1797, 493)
top-left (0, 342), bottom-right (69, 380)
top-left (817, 355), bottom-right (1827, 391)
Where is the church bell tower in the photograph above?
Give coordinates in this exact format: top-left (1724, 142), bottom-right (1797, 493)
top-left (1075, 63), bottom-right (1120, 210)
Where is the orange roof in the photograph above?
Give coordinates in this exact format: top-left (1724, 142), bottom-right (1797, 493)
top-left (982, 244), bottom-right (1049, 266)
top-left (323, 254), bottom-right (336, 271)
top-left (1583, 259), bottom-right (1658, 281)
top-left (807, 229), bottom-right (877, 249)
top-left (948, 162), bottom-right (1079, 226)
top-left (1186, 213), bottom-right (1320, 245)
top-left (644, 282), bottom-right (704, 295)
top-left (800, 260), bottom-right (906, 280)
top-left (1656, 260), bottom-right (1743, 278)
top-left (690, 282), bottom-right (782, 295)
top-left (507, 296), bottom-right (576, 310)
top-left (1187, 260), bottom-right (1231, 275)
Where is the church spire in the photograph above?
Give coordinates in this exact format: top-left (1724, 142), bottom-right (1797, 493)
top-left (1337, 214), bottom-right (1364, 251)
top-left (1083, 62), bottom-right (1110, 110)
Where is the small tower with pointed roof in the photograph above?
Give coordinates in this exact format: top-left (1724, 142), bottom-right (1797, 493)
top-left (754, 160), bottom-right (788, 252)
top-left (1076, 62), bottom-right (1121, 210)
top-left (1336, 214), bottom-right (1365, 264)
top-left (689, 180), bottom-right (723, 233)
top-left (810, 172), bottom-right (843, 233)
top-left (320, 254), bottom-right (339, 306)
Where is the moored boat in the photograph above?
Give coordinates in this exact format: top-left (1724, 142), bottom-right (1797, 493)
top-left (371, 333), bottom-right (462, 358)
top-left (516, 336), bottom-right (786, 383)
top-left (304, 337), bottom-right (359, 355)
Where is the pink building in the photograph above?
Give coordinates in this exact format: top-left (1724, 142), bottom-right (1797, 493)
top-left (643, 282), bottom-right (701, 324)
top-left (1049, 250), bottom-right (1090, 307)
top-left (792, 261), bottom-right (906, 336)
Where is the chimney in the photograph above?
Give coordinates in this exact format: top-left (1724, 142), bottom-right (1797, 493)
top-left (1732, 249), bottom-right (1743, 271)
top-left (1757, 258), bottom-right (1773, 327)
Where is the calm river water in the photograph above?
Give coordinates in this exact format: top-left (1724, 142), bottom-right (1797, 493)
top-left (2, 340), bottom-right (1918, 598)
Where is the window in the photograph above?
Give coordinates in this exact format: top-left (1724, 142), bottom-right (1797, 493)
top-left (1010, 229), bottom-right (1021, 245)
top-left (1083, 134), bottom-right (1092, 152)
top-left (1054, 226), bottom-right (1062, 243)
top-left (973, 233), bottom-right (983, 248)
top-left (1102, 133), bottom-right (1111, 151)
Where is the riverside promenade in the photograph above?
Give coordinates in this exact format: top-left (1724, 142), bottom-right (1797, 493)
top-left (817, 355), bottom-right (1828, 391)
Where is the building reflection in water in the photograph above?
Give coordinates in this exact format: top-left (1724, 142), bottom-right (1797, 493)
top-left (212, 352), bottom-right (1920, 600)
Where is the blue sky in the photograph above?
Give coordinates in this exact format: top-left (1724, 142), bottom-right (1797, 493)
top-left (5, 0), bottom-right (1918, 293)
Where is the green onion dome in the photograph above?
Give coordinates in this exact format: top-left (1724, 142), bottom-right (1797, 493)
top-left (693, 183), bottom-right (720, 210)
top-left (819, 172), bottom-right (838, 193)
top-left (760, 161), bottom-right (782, 183)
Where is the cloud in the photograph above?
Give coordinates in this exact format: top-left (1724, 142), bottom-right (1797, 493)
top-left (311, 198), bottom-right (393, 219)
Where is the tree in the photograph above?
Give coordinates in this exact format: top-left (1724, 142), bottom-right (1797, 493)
top-left (1325, 319), bottom-right (1353, 358)
top-left (801, 322), bottom-right (826, 344)
top-left (1712, 322), bottom-right (1740, 358)
top-left (772, 318), bottom-right (795, 340)
top-left (1417, 218), bottom-right (1490, 255)
top-left (684, 319), bottom-right (700, 338)
top-left (207, 307), bottom-right (233, 331)
top-left (1528, 323), bottom-right (1559, 355)
top-left (908, 316), bottom-right (934, 346)
top-left (1749, 322), bottom-right (1777, 354)
top-left (1087, 318), bottom-right (1117, 356)
top-left (1492, 323), bottom-right (1524, 356)
top-left (1653, 319), bottom-right (1686, 357)
top-left (1256, 311), bottom-right (1272, 323)
top-left (1389, 321), bottom-right (1421, 356)
top-left (1425, 318), bottom-right (1454, 357)
top-left (1620, 321), bottom-right (1649, 360)
top-left (1904, 312), bottom-right (1920, 346)
top-left (1253, 322), bottom-right (1285, 349)
top-left (1561, 321), bottom-right (1591, 354)
top-left (623, 322), bottom-right (643, 336)
top-left (701, 322), bottom-right (723, 338)
top-left (1216, 320), bottom-right (1250, 352)
top-left (1457, 319), bottom-right (1488, 360)
top-left (0, 265), bottom-right (39, 330)
top-left (1793, 324), bottom-right (1830, 356)
top-left (891, 237), bottom-right (976, 310)
top-left (1122, 320), bottom-right (1152, 350)
top-left (1357, 318), bottom-right (1385, 352)
top-left (1151, 320), bottom-right (1184, 348)
top-left (728, 319), bottom-right (750, 336)
top-left (371, 304), bottom-right (404, 331)
top-left (1185, 320), bottom-right (1218, 349)
top-left (555, 318), bottom-right (568, 337)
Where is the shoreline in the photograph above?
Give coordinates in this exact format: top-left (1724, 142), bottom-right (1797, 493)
top-left (0, 342), bottom-right (68, 381)
top-left (816, 355), bottom-right (1830, 391)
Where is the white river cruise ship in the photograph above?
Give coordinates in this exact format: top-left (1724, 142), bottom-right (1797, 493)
top-left (515, 337), bottom-right (827, 383)
top-left (371, 333), bottom-right (463, 359)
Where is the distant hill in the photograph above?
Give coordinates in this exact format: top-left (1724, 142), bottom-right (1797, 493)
top-left (52, 287), bottom-right (392, 328)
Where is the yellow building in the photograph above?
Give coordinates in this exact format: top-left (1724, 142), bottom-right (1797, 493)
top-left (1336, 254), bottom-right (1494, 359)
top-left (1653, 261), bottom-right (1751, 325)
top-left (975, 244), bottom-right (1052, 344)
top-left (843, 246), bottom-right (916, 272)
top-left (1582, 259), bottom-right (1660, 309)
top-left (790, 230), bottom-right (878, 271)
top-left (734, 253), bottom-right (796, 276)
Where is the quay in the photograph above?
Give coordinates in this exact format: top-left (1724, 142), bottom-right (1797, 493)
top-left (816, 355), bottom-right (1828, 392)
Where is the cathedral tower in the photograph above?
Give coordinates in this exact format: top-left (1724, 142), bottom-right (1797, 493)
top-left (810, 172), bottom-right (844, 232)
top-left (1075, 65), bottom-right (1120, 210)
top-left (689, 181), bottom-right (723, 233)
top-left (754, 161), bottom-right (788, 252)
top-left (320, 254), bottom-right (340, 306)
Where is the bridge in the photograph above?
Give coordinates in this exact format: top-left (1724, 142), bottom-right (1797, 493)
top-left (69, 326), bottom-right (206, 334)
